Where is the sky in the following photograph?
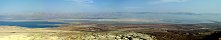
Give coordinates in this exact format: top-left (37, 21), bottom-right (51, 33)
top-left (0, 0), bottom-right (221, 14)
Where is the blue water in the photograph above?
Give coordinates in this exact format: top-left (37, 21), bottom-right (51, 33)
top-left (0, 21), bottom-right (65, 28)
top-left (0, 13), bottom-right (220, 27)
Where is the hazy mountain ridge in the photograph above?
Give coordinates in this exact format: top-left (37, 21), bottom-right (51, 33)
top-left (4, 12), bottom-right (200, 19)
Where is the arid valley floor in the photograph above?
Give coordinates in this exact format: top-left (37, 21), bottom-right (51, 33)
top-left (0, 22), bottom-right (221, 40)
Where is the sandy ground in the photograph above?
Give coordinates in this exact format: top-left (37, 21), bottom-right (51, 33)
top-left (0, 26), bottom-right (156, 40)
top-left (0, 26), bottom-right (73, 40)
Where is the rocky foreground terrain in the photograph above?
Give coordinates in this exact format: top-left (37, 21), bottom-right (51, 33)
top-left (0, 26), bottom-right (156, 40)
top-left (0, 22), bottom-right (221, 40)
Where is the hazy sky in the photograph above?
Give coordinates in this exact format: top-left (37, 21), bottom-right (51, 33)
top-left (0, 0), bottom-right (221, 14)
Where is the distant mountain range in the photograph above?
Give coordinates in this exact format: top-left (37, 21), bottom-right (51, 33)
top-left (130, 12), bottom-right (200, 15)
top-left (0, 15), bottom-right (6, 19)
top-left (3, 12), bottom-right (200, 19)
